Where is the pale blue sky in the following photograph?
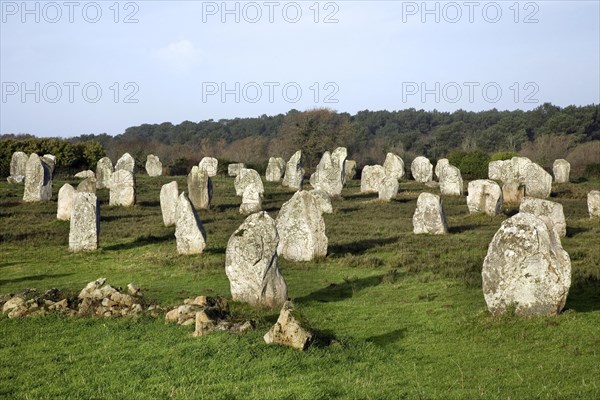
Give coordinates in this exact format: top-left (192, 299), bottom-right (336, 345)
top-left (1, 0), bottom-right (599, 137)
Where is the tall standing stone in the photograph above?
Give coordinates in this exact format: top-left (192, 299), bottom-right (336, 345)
top-left (413, 192), bottom-right (448, 235)
top-left (466, 180), bottom-right (503, 216)
top-left (435, 158), bottom-right (450, 180)
top-left (309, 189), bottom-right (333, 214)
top-left (383, 153), bottom-right (405, 180)
top-left (488, 160), bottom-right (507, 181)
top-left (520, 197), bottom-right (566, 237)
top-left (360, 165), bottom-right (386, 193)
top-left (145, 154), bottom-right (163, 177)
top-left (240, 185), bottom-right (263, 215)
top-left (96, 157), bottom-right (113, 189)
top-left (228, 163), bottom-right (245, 177)
top-left (8, 151), bottom-right (28, 183)
top-left (115, 153), bottom-right (135, 174)
top-left (588, 191), bottom-right (600, 218)
top-left (160, 181), bottom-right (179, 227)
top-left (344, 160), bottom-right (357, 180)
top-left (199, 157), bottom-right (218, 177)
top-left (57, 183), bottom-right (76, 221)
top-left (42, 154), bottom-right (56, 177)
top-left (378, 176), bottom-right (399, 201)
top-left (439, 165), bottom-right (463, 196)
top-left (175, 192), bottom-right (206, 255)
top-left (187, 166), bottom-right (212, 210)
top-left (482, 212), bottom-right (571, 316)
top-left (109, 170), bottom-right (135, 206)
top-left (225, 212), bottom-right (287, 308)
top-left (522, 162), bottom-right (552, 198)
top-left (77, 178), bottom-right (97, 194)
top-left (235, 168), bottom-right (264, 196)
top-left (309, 147), bottom-right (347, 196)
top-left (489, 157), bottom-right (551, 198)
top-left (69, 192), bottom-right (99, 252)
top-left (411, 156), bottom-right (433, 183)
top-left (553, 159), bottom-right (570, 183)
top-left (282, 151), bottom-right (304, 190)
top-left (266, 157), bottom-right (286, 182)
top-left (276, 191), bottom-right (327, 261)
top-left (23, 153), bottom-right (52, 202)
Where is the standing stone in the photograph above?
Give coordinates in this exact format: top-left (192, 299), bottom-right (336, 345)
top-left (411, 156), bottom-right (433, 183)
top-left (553, 159), bottom-right (570, 183)
top-left (42, 155), bottom-right (56, 177)
top-left (276, 191), bottom-right (327, 261)
top-left (344, 160), bottom-right (357, 180)
top-left (489, 157), bottom-right (551, 198)
top-left (378, 176), bottom-right (399, 201)
top-left (502, 182), bottom-right (525, 205)
top-left (235, 168), bottom-right (264, 197)
top-left (383, 153), bottom-right (405, 180)
top-left (520, 197), bottom-right (567, 237)
top-left (187, 166), bottom-right (212, 210)
top-left (77, 178), bottom-right (97, 194)
top-left (466, 180), bottom-right (503, 216)
top-left (225, 212), bottom-right (287, 308)
top-left (282, 151), bottom-right (304, 190)
top-left (228, 163), bottom-right (245, 177)
top-left (309, 147), bottom-right (347, 196)
top-left (435, 158), bottom-right (450, 180)
top-left (482, 212), bottom-right (571, 316)
top-left (74, 170), bottom-right (95, 179)
top-left (522, 162), bottom-right (552, 198)
top-left (488, 160), bottom-right (507, 181)
top-left (8, 151), bottom-right (28, 183)
top-left (23, 153), bottom-right (52, 202)
top-left (109, 170), bottom-right (135, 206)
top-left (266, 157), bottom-right (286, 182)
top-left (309, 189), bottom-right (333, 214)
top-left (175, 192), bottom-right (206, 255)
top-left (160, 181), bottom-right (179, 227)
top-left (413, 192), bottom-right (448, 235)
top-left (439, 165), bottom-right (463, 196)
top-left (199, 157), bottom-right (218, 177)
top-left (69, 192), bottom-right (99, 252)
top-left (240, 185), bottom-right (263, 215)
top-left (588, 190), bottom-right (600, 218)
top-left (360, 165), bottom-right (386, 193)
top-left (115, 153), bottom-right (135, 174)
top-left (57, 183), bottom-right (76, 221)
top-left (96, 157), bottom-right (113, 189)
top-left (145, 154), bottom-right (163, 177)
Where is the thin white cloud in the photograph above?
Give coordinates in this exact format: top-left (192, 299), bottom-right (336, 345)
top-left (155, 40), bottom-right (203, 73)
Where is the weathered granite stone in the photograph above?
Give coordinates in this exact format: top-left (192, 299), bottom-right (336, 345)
top-left (383, 153), bottom-right (405, 180)
top-left (502, 182), bottom-right (525, 205)
top-left (74, 170), bottom-right (95, 179)
top-left (520, 197), bottom-right (567, 237)
top-left (199, 157), bottom-right (218, 177)
top-left (412, 192), bottom-right (448, 235)
top-left (57, 183), bottom-right (76, 220)
top-left (9, 151), bottom-right (28, 181)
top-left (77, 178), bottom-right (97, 194)
top-left (42, 154), bottom-right (56, 176)
top-left (489, 157), bottom-right (551, 198)
top-left (588, 190), bottom-right (600, 218)
top-left (344, 160), bottom-right (357, 180)
top-left (435, 158), bottom-right (450, 180)
top-left (411, 156), bottom-right (433, 183)
top-left (466, 180), bottom-right (503, 216)
top-left (234, 168), bottom-right (264, 197)
top-left (482, 212), bottom-right (571, 316)
top-left (360, 165), bottom-right (385, 193)
top-left (187, 166), bottom-right (212, 210)
top-left (145, 154), bottom-right (162, 177)
top-left (175, 192), bottom-right (206, 255)
top-left (522, 162), bottom-right (552, 198)
top-left (69, 192), bottom-right (99, 252)
top-left (309, 147), bottom-right (347, 196)
top-left (266, 157), bottom-right (286, 182)
top-left (23, 153), bottom-right (52, 202)
top-left (115, 153), bottom-right (135, 174)
top-left (282, 151), bottom-right (304, 189)
top-left (228, 163), bottom-right (245, 177)
top-left (160, 181), bottom-right (179, 227)
top-left (488, 160), bottom-right (507, 181)
top-left (225, 212), bottom-right (287, 308)
top-left (109, 170), bottom-right (135, 206)
top-left (276, 190), bottom-right (327, 261)
top-left (439, 165), bottom-right (463, 196)
top-left (553, 159), bottom-right (570, 183)
top-left (96, 157), bottom-right (113, 189)
top-left (378, 175), bottom-right (399, 201)
top-left (240, 185), bottom-right (263, 215)
top-left (264, 301), bottom-right (313, 351)
top-left (309, 189), bottom-right (333, 214)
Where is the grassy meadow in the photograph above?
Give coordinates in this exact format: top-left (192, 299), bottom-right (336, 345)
top-left (0, 173), bottom-right (599, 399)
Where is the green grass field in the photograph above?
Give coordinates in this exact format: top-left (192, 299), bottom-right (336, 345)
top-left (1, 175), bottom-right (599, 399)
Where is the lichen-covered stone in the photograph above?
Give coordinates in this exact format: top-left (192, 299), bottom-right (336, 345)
top-left (360, 165), bottom-right (385, 193)
top-left (435, 158), bottom-right (449, 180)
top-left (282, 151), bottom-right (304, 190)
top-left (520, 197), bottom-right (566, 237)
top-left (57, 183), bottom-right (76, 220)
top-left (309, 189), bottom-right (333, 214)
top-left (228, 163), bottom-right (245, 177)
top-left (553, 159), bottom-right (570, 183)
top-left (96, 157), bottom-right (113, 189)
top-left (309, 147), bottom-right (347, 196)
top-left (439, 165), bottom-right (463, 196)
top-left (466, 180), bottom-right (503, 216)
top-left (344, 160), bottom-right (357, 180)
top-left (145, 154), bottom-right (163, 177)
top-left (378, 175), bottom-right (399, 201)
top-left (23, 153), bottom-right (52, 202)
top-left (175, 192), bottom-right (206, 255)
top-left (589, 190), bottom-right (600, 218)
top-left (412, 192), bottom-right (448, 235)
top-left (199, 157), bottom-right (218, 177)
top-left (109, 170), bottom-right (135, 206)
top-left (383, 153), bottom-right (405, 180)
top-left (115, 153), bottom-right (135, 174)
top-left (69, 192), bottom-right (99, 252)
top-left (187, 166), bottom-right (212, 210)
top-left (411, 156), bottom-right (433, 183)
top-left (160, 181), bottom-right (179, 227)
top-left (266, 157), bottom-right (286, 182)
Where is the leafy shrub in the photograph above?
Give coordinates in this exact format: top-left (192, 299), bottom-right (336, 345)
top-left (490, 151), bottom-right (518, 161)
top-left (448, 150), bottom-right (490, 179)
top-left (583, 163), bottom-right (600, 180)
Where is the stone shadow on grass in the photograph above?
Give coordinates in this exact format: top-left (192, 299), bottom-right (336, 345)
top-left (328, 236), bottom-right (399, 256)
top-left (295, 274), bottom-right (384, 304)
top-left (448, 224), bottom-right (479, 234)
top-left (564, 282), bottom-right (600, 313)
top-left (566, 226), bottom-right (589, 238)
top-left (103, 232), bottom-right (174, 251)
top-left (366, 328), bottom-right (407, 346)
top-left (0, 273), bottom-right (74, 286)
